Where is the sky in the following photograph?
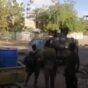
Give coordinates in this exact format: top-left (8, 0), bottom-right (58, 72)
top-left (74, 0), bottom-right (88, 17)
top-left (18, 0), bottom-right (88, 17)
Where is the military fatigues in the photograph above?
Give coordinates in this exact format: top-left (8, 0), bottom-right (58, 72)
top-left (24, 49), bottom-right (41, 88)
top-left (56, 25), bottom-right (79, 88)
top-left (52, 34), bottom-right (69, 66)
top-left (64, 48), bottom-right (80, 88)
top-left (43, 47), bottom-right (57, 88)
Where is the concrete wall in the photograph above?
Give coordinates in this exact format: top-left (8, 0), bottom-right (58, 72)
top-left (24, 19), bottom-right (36, 29)
top-left (68, 32), bottom-right (83, 39)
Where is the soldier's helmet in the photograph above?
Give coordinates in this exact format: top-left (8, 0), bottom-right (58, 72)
top-left (32, 44), bottom-right (37, 51)
top-left (59, 25), bottom-right (69, 36)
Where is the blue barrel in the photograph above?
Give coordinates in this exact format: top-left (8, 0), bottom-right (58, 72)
top-left (0, 48), bottom-right (18, 67)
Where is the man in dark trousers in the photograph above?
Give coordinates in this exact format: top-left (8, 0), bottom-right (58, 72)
top-left (24, 44), bottom-right (41, 88)
top-left (43, 41), bottom-right (57, 88)
top-left (64, 42), bottom-right (80, 88)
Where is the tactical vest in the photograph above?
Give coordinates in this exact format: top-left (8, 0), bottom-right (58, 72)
top-left (53, 36), bottom-right (78, 58)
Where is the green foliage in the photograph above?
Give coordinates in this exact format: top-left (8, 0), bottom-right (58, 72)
top-left (48, 5), bottom-right (59, 24)
top-left (7, 0), bottom-right (24, 32)
top-left (0, 0), bottom-right (9, 31)
top-left (34, 0), bottom-right (84, 32)
top-left (58, 0), bottom-right (78, 31)
top-left (34, 8), bottom-right (49, 31)
top-left (46, 22), bottom-right (58, 31)
top-left (0, 0), bottom-right (24, 32)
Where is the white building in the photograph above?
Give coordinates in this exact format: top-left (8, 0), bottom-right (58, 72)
top-left (24, 18), bottom-right (36, 29)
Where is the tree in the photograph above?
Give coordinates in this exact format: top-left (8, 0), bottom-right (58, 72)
top-left (0, 0), bottom-right (9, 31)
top-left (0, 0), bottom-right (24, 34)
top-left (82, 19), bottom-right (88, 35)
top-left (34, 8), bottom-right (49, 31)
top-left (58, 0), bottom-right (77, 31)
top-left (33, 0), bottom-right (84, 32)
top-left (46, 22), bottom-right (58, 31)
top-left (7, 0), bottom-right (24, 32)
top-left (6, 0), bottom-right (24, 39)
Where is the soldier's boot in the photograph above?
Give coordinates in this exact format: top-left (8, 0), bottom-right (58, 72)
top-left (24, 71), bottom-right (33, 87)
top-left (50, 71), bottom-right (56, 88)
top-left (45, 74), bottom-right (49, 88)
top-left (34, 72), bottom-right (40, 88)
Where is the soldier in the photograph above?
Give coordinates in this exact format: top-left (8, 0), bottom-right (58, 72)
top-left (24, 44), bottom-right (41, 88)
top-left (64, 42), bottom-right (80, 88)
top-left (43, 41), bottom-right (57, 88)
top-left (51, 27), bottom-right (69, 66)
top-left (60, 25), bottom-right (78, 54)
top-left (58, 26), bottom-right (78, 64)
top-left (60, 25), bottom-right (69, 37)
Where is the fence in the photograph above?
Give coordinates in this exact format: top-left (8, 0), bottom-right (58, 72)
top-left (0, 31), bottom-right (43, 41)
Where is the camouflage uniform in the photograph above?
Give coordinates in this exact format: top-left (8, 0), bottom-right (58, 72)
top-left (24, 45), bottom-right (41, 88)
top-left (43, 47), bottom-right (57, 88)
top-left (52, 33), bottom-right (69, 66)
top-left (52, 27), bottom-right (78, 66)
top-left (64, 43), bottom-right (80, 88)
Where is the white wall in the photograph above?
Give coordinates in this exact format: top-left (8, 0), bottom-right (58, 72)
top-left (68, 32), bottom-right (83, 39)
